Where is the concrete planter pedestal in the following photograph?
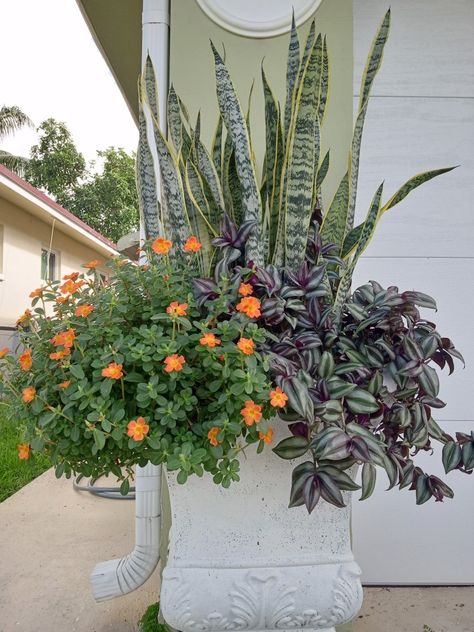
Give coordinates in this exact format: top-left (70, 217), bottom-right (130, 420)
top-left (160, 427), bottom-right (363, 632)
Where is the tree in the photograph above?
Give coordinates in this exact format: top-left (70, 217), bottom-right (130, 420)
top-left (0, 105), bottom-right (34, 176)
top-left (26, 118), bottom-right (86, 206)
top-left (68, 147), bottom-right (139, 243)
top-left (24, 118), bottom-right (138, 242)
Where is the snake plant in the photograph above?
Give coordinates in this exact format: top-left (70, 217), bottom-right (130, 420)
top-left (137, 9), bottom-right (454, 322)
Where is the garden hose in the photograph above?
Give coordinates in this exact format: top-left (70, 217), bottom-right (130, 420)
top-left (73, 474), bottom-right (135, 500)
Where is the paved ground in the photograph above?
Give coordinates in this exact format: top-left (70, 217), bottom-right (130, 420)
top-left (0, 469), bottom-right (473, 632)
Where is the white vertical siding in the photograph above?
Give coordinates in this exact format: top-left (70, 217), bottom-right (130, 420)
top-left (351, 1), bottom-right (474, 584)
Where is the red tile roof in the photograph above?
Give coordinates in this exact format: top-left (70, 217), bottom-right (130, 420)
top-left (0, 164), bottom-right (118, 250)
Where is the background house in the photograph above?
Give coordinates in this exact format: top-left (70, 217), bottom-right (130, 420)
top-left (75, 0), bottom-right (474, 586)
top-left (0, 164), bottom-right (119, 349)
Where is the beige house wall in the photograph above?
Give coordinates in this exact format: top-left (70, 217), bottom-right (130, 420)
top-left (0, 197), bottom-right (111, 329)
top-left (169, 0), bottom-right (353, 208)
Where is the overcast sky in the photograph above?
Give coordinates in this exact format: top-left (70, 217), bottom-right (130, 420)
top-left (0, 0), bottom-right (138, 167)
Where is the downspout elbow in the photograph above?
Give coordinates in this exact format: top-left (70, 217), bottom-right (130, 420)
top-left (90, 464), bottom-right (162, 602)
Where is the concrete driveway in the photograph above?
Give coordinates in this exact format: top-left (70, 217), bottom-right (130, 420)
top-left (0, 470), bottom-right (472, 632)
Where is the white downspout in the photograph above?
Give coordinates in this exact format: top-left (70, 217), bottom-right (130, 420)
top-left (90, 0), bottom-right (170, 602)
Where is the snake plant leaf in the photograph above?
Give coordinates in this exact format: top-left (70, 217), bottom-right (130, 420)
top-left (211, 115), bottom-right (224, 180)
top-left (144, 55), bottom-right (159, 123)
top-left (262, 66), bottom-right (284, 259)
top-left (316, 150), bottom-right (330, 192)
top-left (345, 10), bottom-right (391, 235)
top-left (318, 36), bottom-right (330, 123)
top-left (320, 172), bottom-right (349, 248)
top-left (341, 167), bottom-right (457, 258)
top-left (346, 98), bottom-right (369, 235)
top-left (145, 92), bottom-right (191, 251)
top-left (211, 41), bottom-right (263, 265)
top-left (184, 161), bottom-right (218, 237)
top-left (167, 85), bottom-right (191, 157)
top-left (193, 135), bottom-right (226, 221)
top-left (359, 8), bottom-right (391, 110)
top-left (297, 20), bottom-right (316, 88)
top-left (284, 11), bottom-right (301, 142)
top-left (137, 93), bottom-right (163, 240)
top-left (333, 183), bottom-right (384, 321)
top-left (285, 36), bottom-right (323, 270)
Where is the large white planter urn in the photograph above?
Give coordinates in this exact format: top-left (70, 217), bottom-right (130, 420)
top-left (160, 427), bottom-right (363, 632)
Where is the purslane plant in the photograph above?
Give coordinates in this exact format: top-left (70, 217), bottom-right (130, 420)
top-left (195, 216), bottom-right (471, 512)
top-left (0, 242), bottom-right (285, 493)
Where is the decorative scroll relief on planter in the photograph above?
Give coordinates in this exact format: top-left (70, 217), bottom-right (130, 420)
top-left (160, 426), bottom-right (363, 632)
top-left (195, 0), bottom-right (323, 39)
top-left (161, 563), bottom-right (362, 631)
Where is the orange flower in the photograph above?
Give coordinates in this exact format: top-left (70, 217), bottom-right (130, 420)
top-left (0, 348), bottom-right (9, 358)
top-left (200, 332), bottom-right (221, 348)
top-left (101, 362), bottom-right (124, 379)
top-left (166, 301), bottom-right (188, 317)
top-left (29, 287), bottom-right (44, 299)
top-left (270, 387), bottom-right (288, 408)
top-left (259, 426), bottom-right (274, 444)
top-left (207, 427), bottom-right (223, 447)
top-left (49, 349), bottom-right (70, 361)
top-left (75, 304), bottom-right (94, 317)
top-left (237, 337), bottom-right (255, 355)
top-left (60, 279), bottom-right (82, 295)
top-left (17, 309), bottom-right (32, 326)
top-left (63, 272), bottom-right (79, 281)
top-left (218, 354), bottom-right (225, 362)
top-left (127, 417), bottom-right (150, 441)
top-left (163, 274), bottom-right (170, 282)
top-left (51, 328), bottom-right (76, 349)
top-left (236, 296), bottom-right (261, 319)
top-left (164, 354), bottom-right (185, 373)
top-left (55, 296), bottom-right (69, 305)
top-left (58, 380), bottom-right (71, 389)
top-left (19, 349), bottom-right (33, 371)
top-left (18, 443), bottom-right (30, 460)
top-left (240, 400), bottom-right (263, 426)
top-left (22, 386), bottom-right (36, 403)
top-left (183, 235), bottom-right (202, 253)
top-left (238, 282), bottom-right (253, 297)
top-left (83, 259), bottom-right (102, 269)
top-left (152, 237), bottom-right (172, 255)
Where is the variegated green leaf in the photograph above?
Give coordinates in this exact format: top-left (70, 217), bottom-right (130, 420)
top-left (184, 161), bottom-right (217, 236)
top-left (211, 41), bottom-right (263, 264)
top-left (283, 12), bottom-right (301, 141)
top-left (320, 172), bottom-right (349, 248)
top-left (316, 149), bottom-right (330, 192)
top-left (262, 66), bottom-right (283, 260)
top-left (341, 167), bottom-right (457, 258)
top-left (346, 99), bottom-right (369, 235)
top-left (211, 116), bottom-right (223, 180)
top-left (194, 135), bottom-right (226, 221)
top-left (167, 85), bottom-right (191, 157)
top-left (359, 9), bottom-right (391, 109)
top-left (383, 166), bottom-right (457, 211)
top-left (144, 56), bottom-right (159, 123)
top-left (137, 93), bottom-right (163, 240)
top-left (143, 81), bottom-right (191, 252)
top-left (285, 36), bottom-right (323, 270)
top-left (346, 10), bottom-right (391, 235)
top-left (297, 20), bottom-right (316, 88)
top-left (318, 36), bottom-right (330, 123)
top-left (333, 183), bottom-right (384, 321)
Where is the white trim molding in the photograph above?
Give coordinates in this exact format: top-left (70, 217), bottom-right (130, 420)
top-left (196, 0), bottom-right (323, 39)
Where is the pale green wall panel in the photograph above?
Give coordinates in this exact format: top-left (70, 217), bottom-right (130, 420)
top-left (169, 0), bottom-right (353, 208)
